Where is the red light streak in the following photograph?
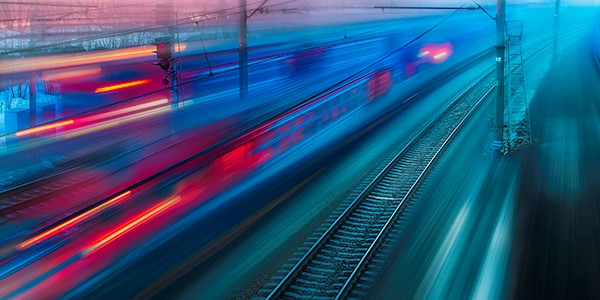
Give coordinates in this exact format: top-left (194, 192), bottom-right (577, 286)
top-left (17, 191), bottom-right (132, 250)
top-left (419, 42), bottom-right (453, 64)
top-left (15, 119), bottom-right (74, 136)
top-left (82, 195), bottom-right (180, 256)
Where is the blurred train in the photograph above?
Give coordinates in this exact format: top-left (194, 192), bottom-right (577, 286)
top-left (44, 28), bottom-right (492, 295)
top-left (3, 16), bottom-right (486, 220)
top-left (0, 35), bottom-right (424, 245)
top-left (0, 12), bottom-right (501, 297)
top-left (35, 30), bottom-right (458, 120)
top-left (164, 37), bottom-right (472, 219)
top-left (166, 37), bottom-right (462, 207)
top-left (173, 67), bottom-right (394, 199)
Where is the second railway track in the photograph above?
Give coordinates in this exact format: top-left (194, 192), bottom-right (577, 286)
top-left (259, 71), bottom-right (496, 299)
top-left (256, 26), bottom-right (588, 300)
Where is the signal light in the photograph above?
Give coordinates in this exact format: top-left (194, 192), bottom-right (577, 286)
top-left (154, 37), bottom-right (172, 73)
top-left (154, 37), bottom-right (172, 59)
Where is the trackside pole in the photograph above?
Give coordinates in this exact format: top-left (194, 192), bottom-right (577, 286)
top-left (239, 0), bottom-right (249, 100)
top-left (553, 0), bottom-right (560, 58)
top-left (494, 0), bottom-right (506, 153)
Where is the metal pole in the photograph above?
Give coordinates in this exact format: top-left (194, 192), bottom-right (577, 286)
top-left (29, 72), bottom-right (37, 127)
top-left (239, 0), bottom-right (249, 100)
top-left (170, 63), bottom-right (178, 107)
top-left (167, 0), bottom-right (179, 109)
top-left (175, 12), bottom-right (184, 105)
top-left (29, 10), bottom-right (37, 128)
top-left (553, 0), bottom-right (559, 58)
top-left (494, 0), bottom-right (506, 152)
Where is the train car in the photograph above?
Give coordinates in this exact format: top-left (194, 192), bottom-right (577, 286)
top-left (172, 66), bottom-right (395, 204)
top-left (40, 43), bottom-right (300, 119)
top-left (40, 34), bottom-right (394, 120)
top-left (167, 19), bottom-right (495, 229)
top-left (39, 48), bottom-right (169, 118)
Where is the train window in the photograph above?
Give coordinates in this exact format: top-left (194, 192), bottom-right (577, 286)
top-left (291, 128), bottom-right (304, 145)
top-left (277, 122), bottom-right (291, 136)
top-left (341, 103), bottom-right (349, 115)
top-left (303, 121), bottom-right (315, 137)
top-left (293, 115), bottom-right (305, 128)
top-left (331, 106), bottom-right (340, 121)
top-left (321, 107), bottom-right (331, 123)
top-left (285, 122), bottom-right (292, 132)
top-left (304, 110), bottom-right (315, 124)
top-left (277, 134), bottom-right (292, 154)
top-left (303, 111), bottom-right (317, 135)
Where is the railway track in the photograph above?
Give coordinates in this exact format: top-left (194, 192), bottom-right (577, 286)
top-left (256, 25), bottom-right (589, 300)
top-left (259, 68), bottom-right (495, 299)
top-left (0, 138), bottom-right (146, 226)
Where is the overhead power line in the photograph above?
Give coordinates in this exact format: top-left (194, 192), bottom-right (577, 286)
top-left (0, 1), bottom-right (97, 8)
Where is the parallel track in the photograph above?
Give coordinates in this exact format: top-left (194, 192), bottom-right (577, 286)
top-left (260, 26), bottom-right (589, 300)
top-left (262, 68), bottom-right (495, 300)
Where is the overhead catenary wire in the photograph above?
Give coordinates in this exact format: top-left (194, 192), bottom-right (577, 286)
top-left (0, 4), bottom-right (471, 139)
top-left (0, 0), bottom-right (297, 56)
top-left (195, 21), bottom-right (214, 76)
top-left (0, 1), bottom-right (482, 139)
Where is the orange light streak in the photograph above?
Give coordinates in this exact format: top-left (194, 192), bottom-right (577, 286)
top-left (41, 65), bottom-right (101, 81)
top-left (174, 43), bottom-right (187, 52)
top-left (15, 119), bottom-right (74, 136)
top-left (84, 98), bottom-right (169, 122)
top-left (82, 195), bottom-right (180, 256)
top-left (94, 79), bottom-right (151, 93)
top-left (17, 191), bottom-right (132, 250)
top-left (64, 105), bottom-right (171, 139)
top-left (0, 43), bottom-right (190, 76)
top-left (0, 46), bottom-right (156, 75)
top-left (63, 121), bottom-right (121, 139)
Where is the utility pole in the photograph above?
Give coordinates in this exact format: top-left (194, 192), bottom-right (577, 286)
top-left (168, 0), bottom-right (179, 108)
top-left (28, 9), bottom-right (37, 129)
top-left (494, 0), bottom-right (506, 153)
top-left (553, 0), bottom-right (560, 57)
top-left (372, 2), bottom-right (507, 152)
top-left (156, 0), bottom-right (179, 108)
top-left (239, 0), bottom-right (249, 100)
